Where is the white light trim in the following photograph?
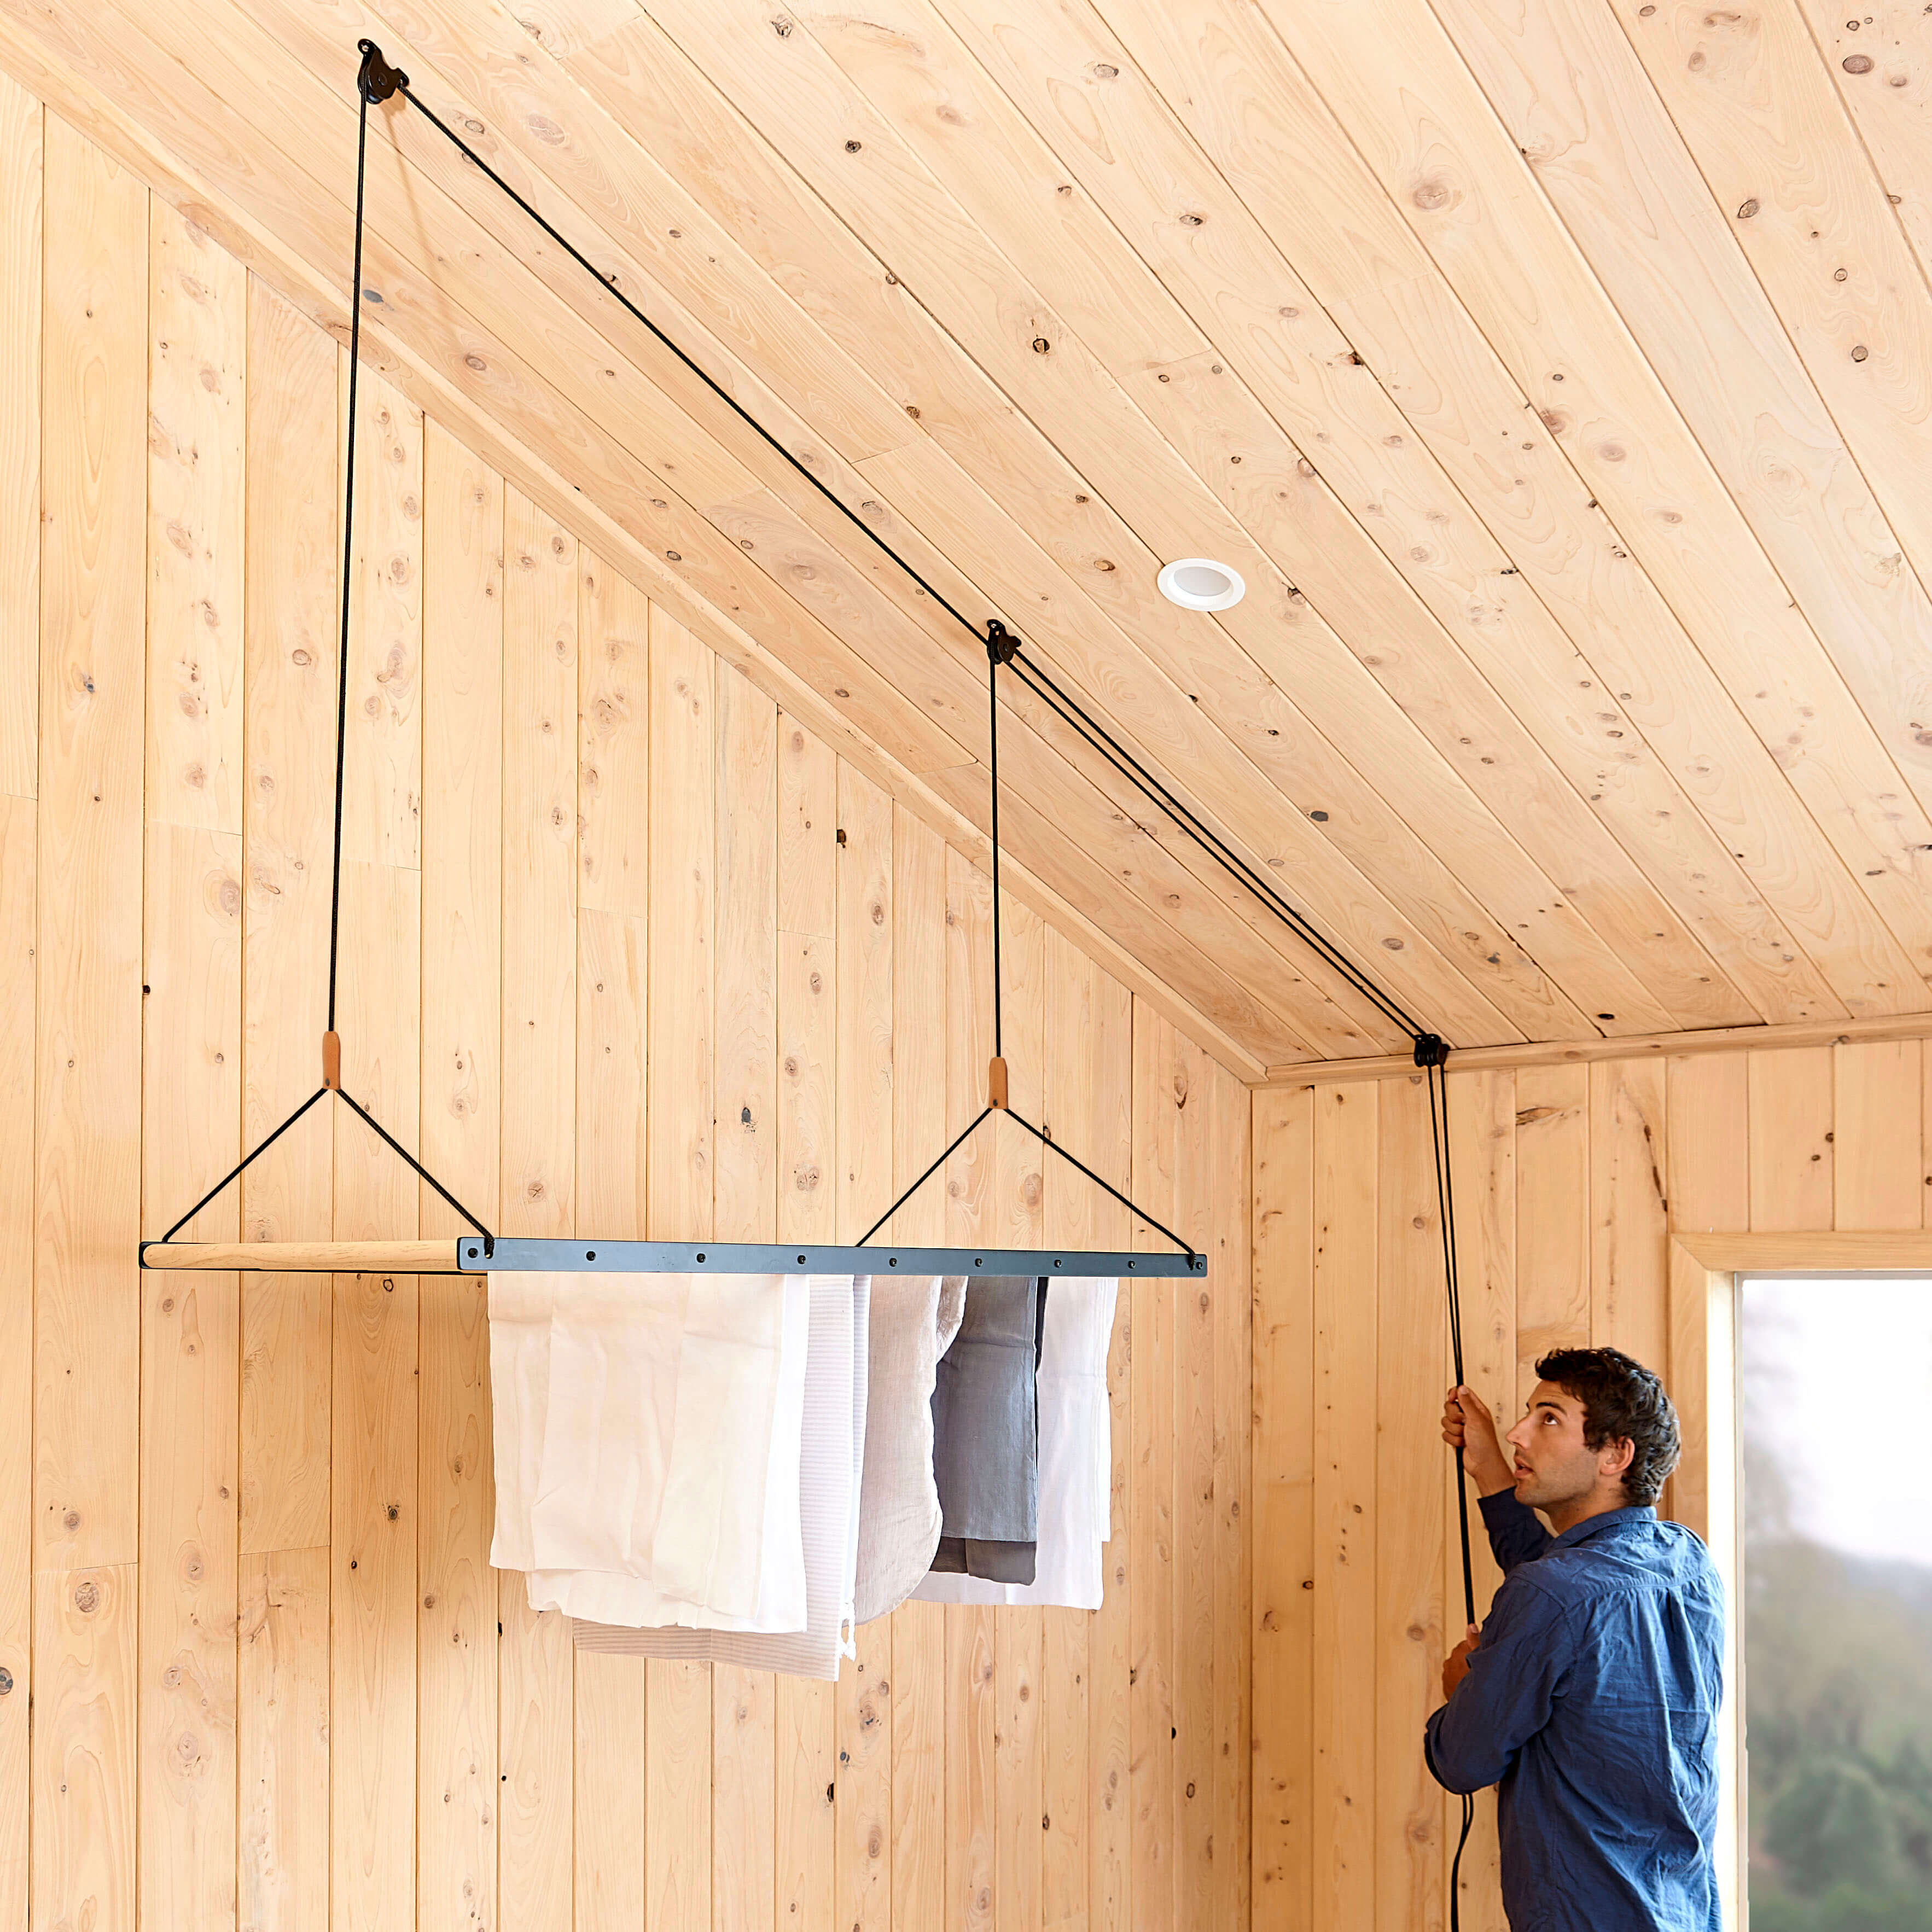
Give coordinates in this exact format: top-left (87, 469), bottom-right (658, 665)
top-left (1157, 556), bottom-right (1246, 612)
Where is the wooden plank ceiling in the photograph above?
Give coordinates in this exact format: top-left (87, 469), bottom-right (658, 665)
top-left (10, 0), bottom-right (1932, 1076)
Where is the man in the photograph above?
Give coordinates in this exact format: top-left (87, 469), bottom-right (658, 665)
top-left (1427, 1348), bottom-right (1725, 1931)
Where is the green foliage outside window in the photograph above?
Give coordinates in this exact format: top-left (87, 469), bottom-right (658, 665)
top-left (1747, 1527), bottom-right (1932, 1930)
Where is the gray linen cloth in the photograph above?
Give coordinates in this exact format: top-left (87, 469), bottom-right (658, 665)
top-left (927, 1276), bottom-right (1043, 1584)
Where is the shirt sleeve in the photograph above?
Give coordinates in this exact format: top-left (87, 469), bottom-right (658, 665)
top-left (1479, 1488), bottom-right (1552, 1575)
top-left (1423, 1573), bottom-right (1577, 1795)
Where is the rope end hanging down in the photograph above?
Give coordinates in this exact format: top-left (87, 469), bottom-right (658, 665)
top-left (1419, 1028), bottom-right (1481, 1932)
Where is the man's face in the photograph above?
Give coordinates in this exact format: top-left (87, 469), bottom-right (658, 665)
top-left (1504, 1382), bottom-right (1613, 1511)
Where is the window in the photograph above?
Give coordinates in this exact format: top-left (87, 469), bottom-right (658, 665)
top-left (1742, 1276), bottom-right (1932, 1932)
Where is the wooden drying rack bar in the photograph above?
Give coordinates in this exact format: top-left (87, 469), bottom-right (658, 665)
top-left (140, 1239), bottom-right (464, 1273)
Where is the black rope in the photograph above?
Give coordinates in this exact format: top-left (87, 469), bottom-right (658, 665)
top-left (1423, 1052), bottom-right (1475, 1619)
top-left (161, 1085), bottom-right (333, 1243)
top-left (146, 40), bottom-right (499, 1264)
top-left (386, 63), bottom-right (1428, 1045)
top-left (1004, 1108), bottom-right (1195, 1262)
top-left (160, 85), bottom-right (1481, 1920)
top-left (858, 1106), bottom-right (992, 1247)
top-left (1007, 650), bottom-right (1423, 1039)
top-left (852, 1099), bottom-right (1197, 1262)
top-left (327, 51), bottom-right (379, 1033)
top-left (156, 1081), bottom-right (497, 1253)
top-left (393, 79), bottom-right (989, 648)
top-left (1422, 1042), bottom-right (1479, 1930)
top-left (383, 43), bottom-right (1481, 1905)
top-left (988, 638), bottom-right (1005, 1060)
top-left (335, 1087), bottom-right (494, 1242)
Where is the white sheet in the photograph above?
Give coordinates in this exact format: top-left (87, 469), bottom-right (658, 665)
top-left (572, 1273), bottom-right (872, 1679)
top-left (489, 1270), bottom-right (813, 1632)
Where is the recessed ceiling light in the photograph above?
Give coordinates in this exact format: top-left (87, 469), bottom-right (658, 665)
top-left (1157, 556), bottom-right (1245, 611)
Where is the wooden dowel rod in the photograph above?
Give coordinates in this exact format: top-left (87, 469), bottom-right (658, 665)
top-left (139, 1239), bottom-right (464, 1273)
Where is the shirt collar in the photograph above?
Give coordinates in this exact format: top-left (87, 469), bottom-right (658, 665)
top-left (1549, 1503), bottom-right (1656, 1552)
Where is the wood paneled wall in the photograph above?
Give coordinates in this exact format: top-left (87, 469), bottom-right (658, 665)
top-left (1252, 1039), bottom-right (1931, 1930)
top-left (0, 94), bottom-right (1253, 1932)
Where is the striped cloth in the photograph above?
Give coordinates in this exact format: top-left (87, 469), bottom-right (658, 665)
top-left (851, 1274), bottom-right (967, 1626)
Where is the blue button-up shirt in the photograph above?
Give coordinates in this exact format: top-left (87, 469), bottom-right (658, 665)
top-left (1424, 1492), bottom-right (1725, 1931)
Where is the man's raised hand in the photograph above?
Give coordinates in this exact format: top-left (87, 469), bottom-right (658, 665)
top-left (1442, 1622), bottom-right (1480, 1701)
top-left (1442, 1384), bottom-right (1515, 1496)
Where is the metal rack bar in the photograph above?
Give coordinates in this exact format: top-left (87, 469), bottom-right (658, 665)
top-left (138, 1238), bottom-right (1205, 1278)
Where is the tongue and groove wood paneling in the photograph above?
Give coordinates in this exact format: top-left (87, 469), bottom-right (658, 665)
top-left (236, 272), bottom-right (337, 1932)
top-left (886, 810), bottom-right (947, 1932)
top-left (418, 418), bottom-right (503, 1932)
top-left (22, 0), bottom-right (1932, 1057)
top-left (0, 72), bottom-right (35, 801)
top-left (138, 190), bottom-right (247, 1932)
top-left (33, 114), bottom-right (147, 1932)
top-left (0, 790), bottom-right (33, 1929)
top-left (329, 355), bottom-right (424, 1932)
top-left (2, 102), bottom-right (1252, 1932)
top-left (20, 0), bottom-right (1932, 1922)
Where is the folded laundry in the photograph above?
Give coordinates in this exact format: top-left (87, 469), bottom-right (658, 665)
top-left (494, 1257), bottom-right (1121, 1681)
top-left (851, 1275), bottom-right (967, 1626)
top-left (490, 1270), bottom-right (812, 1632)
top-left (915, 1277), bottom-right (1117, 1611)
top-left (572, 1273), bottom-right (871, 1680)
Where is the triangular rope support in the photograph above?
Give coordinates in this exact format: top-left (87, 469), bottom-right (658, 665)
top-left (857, 1103), bottom-right (1197, 1264)
top-left (146, 39), bottom-right (495, 1261)
top-left (853, 621), bottom-right (1196, 1263)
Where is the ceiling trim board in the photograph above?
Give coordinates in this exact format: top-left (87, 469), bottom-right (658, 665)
top-left (1260, 1007), bottom-right (1932, 1089)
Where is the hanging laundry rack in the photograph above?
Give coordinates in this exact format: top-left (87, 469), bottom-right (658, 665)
top-left (138, 40), bottom-right (1208, 1283)
top-left (132, 44), bottom-right (1498, 1895)
top-left (121, 41), bottom-right (1514, 1909)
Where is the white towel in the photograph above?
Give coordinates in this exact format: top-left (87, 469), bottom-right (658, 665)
top-left (572, 1274), bottom-right (871, 1679)
top-left (487, 1270), bottom-right (560, 1576)
top-left (489, 1270), bottom-right (812, 1632)
top-left (852, 1275), bottom-right (967, 1626)
top-left (913, 1278), bottom-right (1118, 1611)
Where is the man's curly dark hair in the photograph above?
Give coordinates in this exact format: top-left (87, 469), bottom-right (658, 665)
top-left (1534, 1346), bottom-right (1680, 1508)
